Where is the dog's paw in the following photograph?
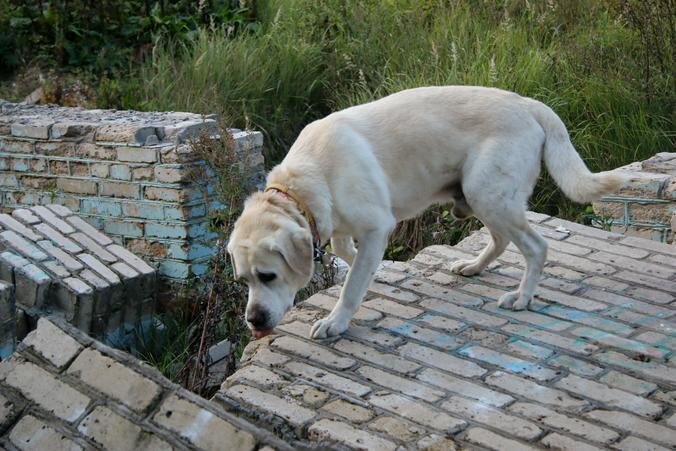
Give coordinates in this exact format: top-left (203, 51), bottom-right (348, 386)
top-left (497, 291), bottom-right (531, 310)
top-left (310, 316), bottom-right (349, 339)
top-left (450, 259), bottom-right (482, 276)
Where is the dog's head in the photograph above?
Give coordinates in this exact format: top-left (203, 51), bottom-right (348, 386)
top-left (227, 192), bottom-right (314, 338)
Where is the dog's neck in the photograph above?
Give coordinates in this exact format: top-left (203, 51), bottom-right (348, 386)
top-left (265, 183), bottom-right (321, 245)
top-left (266, 163), bottom-right (333, 244)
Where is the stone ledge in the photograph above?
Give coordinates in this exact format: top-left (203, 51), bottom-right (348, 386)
top-left (0, 316), bottom-right (295, 450)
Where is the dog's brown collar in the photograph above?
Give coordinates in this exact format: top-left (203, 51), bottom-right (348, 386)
top-left (265, 183), bottom-right (323, 261)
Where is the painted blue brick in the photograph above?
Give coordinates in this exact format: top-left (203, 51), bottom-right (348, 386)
top-left (188, 223), bottom-right (208, 238)
top-left (145, 223), bottom-right (188, 239)
top-left (83, 215), bottom-right (103, 230)
top-left (110, 164), bottom-right (131, 180)
top-left (159, 260), bottom-right (190, 279)
top-left (0, 342), bottom-right (15, 360)
top-left (81, 199), bottom-right (122, 217)
top-left (164, 205), bottom-right (207, 220)
top-left (104, 220), bottom-right (144, 237)
top-left (191, 262), bottom-right (209, 276)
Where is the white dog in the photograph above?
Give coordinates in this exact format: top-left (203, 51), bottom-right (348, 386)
top-left (228, 86), bottom-right (621, 339)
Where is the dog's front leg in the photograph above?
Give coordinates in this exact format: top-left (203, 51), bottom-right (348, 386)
top-left (311, 229), bottom-right (389, 339)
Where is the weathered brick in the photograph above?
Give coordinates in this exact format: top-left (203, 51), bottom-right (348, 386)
top-left (34, 223), bottom-right (82, 253)
top-left (308, 419), bottom-right (395, 450)
top-left (79, 406), bottom-right (171, 450)
top-left (56, 178), bottom-right (97, 195)
top-left (555, 374), bottom-right (662, 418)
top-left (415, 313), bottom-right (465, 334)
top-left (75, 143), bottom-right (116, 160)
top-left (464, 427), bottom-right (538, 451)
top-left (306, 293), bottom-right (382, 322)
top-left (43, 260), bottom-right (70, 278)
top-left (400, 278), bottom-right (479, 306)
top-left (78, 253), bottom-right (121, 284)
top-left (358, 366), bottom-right (444, 401)
top-left (508, 402), bottom-right (619, 444)
top-left (370, 392), bottom-right (466, 433)
top-left (224, 384), bottom-right (315, 427)
top-left (226, 364), bottom-right (285, 388)
top-left (590, 251), bottom-right (675, 279)
top-left (420, 298), bottom-right (507, 327)
top-left (613, 436), bottom-right (671, 451)
top-left (418, 368), bottom-right (512, 407)
top-left (37, 240), bottom-right (84, 271)
top-left (3, 361), bottom-right (90, 422)
top-left (549, 354), bottom-right (604, 377)
top-left (604, 307), bottom-right (674, 336)
top-left (321, 400), bottom-right (375, 423)
top-left (103, 221), bottom-right (143, 240)
top-left (11, 208), bottom-right (40, 225)
top-left (109, 164), bottom-right (131, 180)
top-left (538, 304), bottom-right (634, 336)
top-left (333, 339), bottom-right (419, 374)
top-left (363, 297), bottom-right (423, 319)
top-left (596, 351), bottom-right (676, 385)
top-left (9, 415), bottom-right (83, 451)
top-left (377, 317), bottom-right (462, 350)
top-left (0, 173), bottom-right (19, 187)
top-left (620, 235), bottom-right (676, 256)
top-left (70, 232), bottom-right (116, 263)
top-left (369, 281), bottom-right (421, 303)
top-left (66, 215), bottom-right (113, 245)
top-left (614, 270), bottom-right (676, 293)
top-left (132, 166), bottom-right (153, 180)
top-left (0, 230), bottom-right (48, 260)
top-left (0, 213), bottom-right (42, 240)
top-left (599, 370), bottom-right (657, 396)
top-left (504, 339), bottom-right (553, 360)
top-left (30, 206), bottom-right (75, 233)
top-left (459, 345), bottom-right (557, 381)
top-left (502, 324), bottom-right (597, 355)
top-left (144, 186), bottom-right (196, 202)
top-left (153, 394), bottom-right (255, 450)
top-left (485, 371), bottom-right (588, 410)
top-left (70, 162), bottom-right (89, 177)
top-left (627, 285), bottom-right (674, 304)
top-left (90, 162), bottom-right (110, 178)
top-left (284, 361), bottom-right (371, 397)
top-left (67, 348), bottom-right (161, 413)
top-left (571, 326), bottom-right (669, 360)
top-left (345, 325), bottom-right (403, 348)
top-left (99, 181), bottom-right (139, 198)
top-left (584, 289), bottom-right (673, 317)
top-left (399, 342), bottom-right (486, 378)
top-left (545, 217), bottom-right (623, 240)
top-left (634, 331), bottom-right (676, 351)
top-left (482, 303), bottom-right (572, 332)
top-left (540, 433), bottom-right (603, 451)
top-left (585, 410), bottom-right (676, 447)
top-left (566, 234), bottom-right (650, 259)
top-left (49, 160), bottom-right (69, 175)
top-left (154, 165), bottom-right (192, 183)
top-left (0, 138), bottom-right (34, 153)
top-left (23, 318), bottom-right (82, 369)
top-left (283, 384), bottom-right (330, 407)
top-left (442, 396), bottom-right (541, 440)
top-left (271, 335), bottom-right (355, 370)
top-left (368, 416), bottom-right (426, 442)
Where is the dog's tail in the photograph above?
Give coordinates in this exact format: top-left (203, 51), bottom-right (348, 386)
top-left (528, 99), bottom-right (623, 203)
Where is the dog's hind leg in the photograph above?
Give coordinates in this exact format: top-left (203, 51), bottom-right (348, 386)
top-left (450, 227), bottom-right (508, 276)
top-left (496, 223), bottom-right (547, 310)
top-left (331, 236), bottom-right (357, 266)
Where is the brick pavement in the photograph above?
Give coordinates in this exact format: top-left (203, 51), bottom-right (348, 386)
top-left (217, 212), bottom-right (676, 450)
top-left (0, 317), bottom-right (294, 450)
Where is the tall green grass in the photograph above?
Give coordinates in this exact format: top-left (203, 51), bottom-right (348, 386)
top-left (125, 0), bottom-right (673, 254)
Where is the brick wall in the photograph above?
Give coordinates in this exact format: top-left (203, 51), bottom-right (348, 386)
top-left (594, 152), bottom-right (676, 243)
top-left (0, 100), bottom-right (264, 282)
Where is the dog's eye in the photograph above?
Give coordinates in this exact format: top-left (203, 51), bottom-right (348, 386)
top-left (257, 271), bottom-right (276, 283)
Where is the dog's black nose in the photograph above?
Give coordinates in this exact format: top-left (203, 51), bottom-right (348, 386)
top-left (247, 306), bottom-right (269, 329)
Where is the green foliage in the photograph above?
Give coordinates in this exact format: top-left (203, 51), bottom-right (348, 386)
top-left (0, 0), bottom-right (255, 76)
top-left (127, 0), bottom-right (673, 258)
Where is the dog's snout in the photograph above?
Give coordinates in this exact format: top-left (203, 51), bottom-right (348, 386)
top-left (247, 305), bottom-right (269, 329)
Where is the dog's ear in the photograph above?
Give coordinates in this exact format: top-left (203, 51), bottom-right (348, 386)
top-left (275, 228), bottom-right (313, 277)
